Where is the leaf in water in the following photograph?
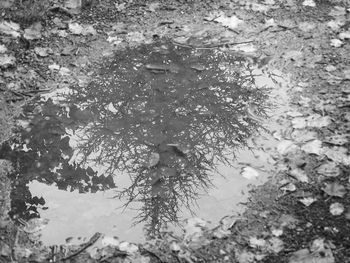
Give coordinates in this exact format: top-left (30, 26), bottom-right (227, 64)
top-left (289, 168), bottom-right (309, 183)
top-left (24, 22), bottom-right (42, 40)
top-left (323, 182), bottom-right (347, 197)
top-left (329, 202), bottom-right (344, 215)
top-left (241, 166), bottom-right (259, 180)
top-left (184, 217), bottom-right (207, 240)
top-left (146, 152), bottom-right (160, 168)
top-left (316, 162), bottom-right (340, 177)
top-left (101, 236), bottom-right (119, 247)
top-left (301, 140), bottom-right (323, 155)
top-left (119, 242), bottom-right (138, 253)
top-left (277, 140), bottom-right (298, 155)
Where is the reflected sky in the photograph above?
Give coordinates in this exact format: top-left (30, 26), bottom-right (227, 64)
top-left (0, 41), bottom-right (275, 242)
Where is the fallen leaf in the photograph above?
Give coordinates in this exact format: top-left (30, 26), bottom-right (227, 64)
top-left (289, 248), bottom-right (335, 263)
top-left (316, 162), bottom-right (340, 177)
top-left (24, 22), bottom-right (42, 40)
top-left (0, 54), bottom-right (16, 68)
top-left (325, 65), bottom-right (337, 72)
top-left (280, 182), bottom-right (296, 192)
top-left (268, 237), bottom-right (284, 253)
top-left (330, 39), bottom-right (343, 47)
top-left (146, 152), bottom-right (160, 168)
top-left (339, 31), bottom-right (350, 40)
top-left (301, 140), bottom-right (323, 155)
top-left (323, 147), bottom-right (350, 165)
top-left (289, 168), bottom-right (309, 183)
top-left (299, 197), bottom-right (316, 206)
top-left (184, 218), bottom-right (207, 241)
top-left (0, 21), bottom-right (20, 37)
top-left (101, 236), bottom-right (119, 247)
top-left (329, 202), bottom-right (344, 215)
top-left (235, 249), bottom-right (255, 263)
top-left (277, 140), bottom-right (298, 155)
top-left (69, 22), bottom-right (83, 34)
top-left (34, 47), bottom-right (51, 57)
top-left (64, 0), bottom-right (81, 9)
top-left (323, 182), bottom-right (347, 197)
top-left (241, 166), bottom-right (259, 179)
top-left (302, 0), bottom-right (316, 7)
top-left (215, 15), bottom-right (243, 30)
top-left (324, 134), bottom-right (348, 145)
top-left (0, 44), bottom-right (7, 53)
top-left (249, 237), bottom-right (267, 248)
top-left (148, 2), bottom-right (160, 12)
top-left (118, 242), bottom-right (138, 253)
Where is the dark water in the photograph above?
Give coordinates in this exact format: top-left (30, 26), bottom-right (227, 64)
top-left (0, 41), bottom-right (286, 244)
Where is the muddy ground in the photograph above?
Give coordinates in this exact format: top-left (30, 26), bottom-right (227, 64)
top-left (0, 0), bottom-right (350, 262)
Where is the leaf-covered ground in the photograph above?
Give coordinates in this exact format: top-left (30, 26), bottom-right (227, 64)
top-left (0, 0), bottom-right (350, 262)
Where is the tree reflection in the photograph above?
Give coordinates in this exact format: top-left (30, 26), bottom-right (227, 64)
top-left (0, 99), bottom-right (115, 220)
top-left (67, 41), bottom-right (270, 238)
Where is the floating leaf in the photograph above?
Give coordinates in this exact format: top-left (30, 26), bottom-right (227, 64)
top-left (241, 166), bottom-right (259, 180)
top-left (301, 140), bottom-right (323, 155)
top-left (277, 140), bottom-right (298, 155)
top-left (323, 182), bottom-right (347, 197)
top-left (101, 236), bottom-right (119, 247)
top-left (329, 202), bottom-right (344, 215)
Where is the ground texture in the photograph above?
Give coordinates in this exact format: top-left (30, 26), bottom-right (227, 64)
top-left (0, 0), bottom-right (350, 262)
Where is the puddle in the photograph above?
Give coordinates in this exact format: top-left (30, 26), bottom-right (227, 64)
top-left (0, 41), bottom-right (289, 245)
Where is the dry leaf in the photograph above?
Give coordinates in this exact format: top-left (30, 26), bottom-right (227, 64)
top-left (299, 197), bottom-right (316, 206)
top-left (289, 168), bottom-right (309, 183)
top-left (329, 202), bottom-right (344, 215)
top-left (24, 22), bottom-right (42, 40)
top-left (0, 21), bottom-right (20, 38)
top-left (0, 54), bottom-right (16, 68)
top-left (215, 15), bottom-right (243, 29)
top-left (277, 140), bottom-right (298, 155)
top-left (316, 162), bottom-right (340, 177)
top-left (323, 182), bottom-right (347, 197)
top-left (301, 140), bottom-right (323, 155)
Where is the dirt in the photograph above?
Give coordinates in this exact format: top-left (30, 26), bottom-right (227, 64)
top-left (1, 0), bottom-right (350, 262)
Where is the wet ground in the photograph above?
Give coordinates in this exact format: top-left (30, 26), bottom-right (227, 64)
top-left (1, 41), bottom-right (288, 244)
top-left (1, 0), bottom-right (349, 262)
